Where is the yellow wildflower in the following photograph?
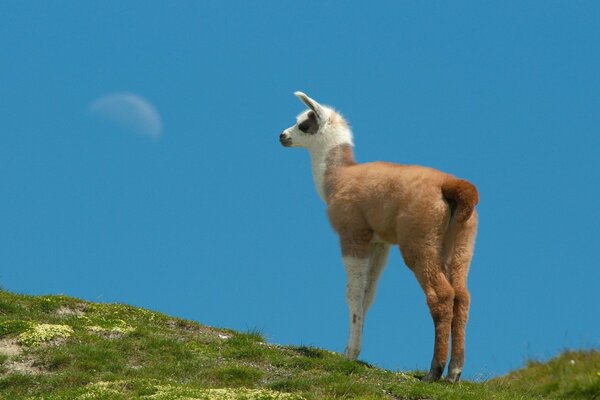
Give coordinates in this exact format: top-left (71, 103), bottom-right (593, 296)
top-left (17, 323), bottom-right (73, 346)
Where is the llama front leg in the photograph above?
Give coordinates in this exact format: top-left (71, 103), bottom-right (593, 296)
top-left (362, 242), bottom-right (391, 317)
top-left (342, 255), bottom-right (370, 360)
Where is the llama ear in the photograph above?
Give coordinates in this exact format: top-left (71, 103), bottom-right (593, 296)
top-left (295, 91), bottom-right (325, 120)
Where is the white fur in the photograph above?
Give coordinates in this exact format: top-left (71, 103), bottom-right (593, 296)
top-left (281, 93), bottom-right (353, 201)
top-left (342, 256), bottom-right (369, 360)
top-left (341, 243), bottom-right (392, 360)
top-left (308, 124), bottom-right (351, 201)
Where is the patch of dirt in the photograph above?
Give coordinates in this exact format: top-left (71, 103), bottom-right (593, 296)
top-left (90, 330), bottom-right (126, 340)
top-left (55, 305), bottom-right (85, 317)
top-left (3, 356), bottom-right (46, 375)
top-left (0, 338), bottom-right (21, 357)
top-left (166, 319), bottom-right (232, 338)
top-left (0, 336), bottom-right (69, 376)
top-left (46, 336), bottom-right (69, 347)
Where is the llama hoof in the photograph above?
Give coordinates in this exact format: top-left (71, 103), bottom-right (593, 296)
top-left (344, 346), bottom-right (359, 360)
top-left (445, 374), bottom-right (461, 384)
top-left (445, 368), bottom-right (462, 383)
top-left (421, 371), bottom-right (442, 382)
top-left (422, 363), bottom-right (444, 382)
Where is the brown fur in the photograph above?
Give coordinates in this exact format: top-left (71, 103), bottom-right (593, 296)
top-left (441, 179), bottom-right (479, 223)
top-left (324, 144), bottom-right (478, 382)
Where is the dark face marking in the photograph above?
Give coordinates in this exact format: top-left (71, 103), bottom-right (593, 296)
top-left (298, 111), bottom-right (319, 135)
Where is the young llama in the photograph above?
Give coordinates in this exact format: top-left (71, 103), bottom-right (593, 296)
top-left (279, 92), bottom-right (478, 383)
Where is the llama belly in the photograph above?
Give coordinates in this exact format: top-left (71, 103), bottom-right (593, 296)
top-left (363, 206), bottom-right (400, 244)
top-left (372, 233), bottom-right (393, 244)
top-left (371, 231), bottom-right (396, 244)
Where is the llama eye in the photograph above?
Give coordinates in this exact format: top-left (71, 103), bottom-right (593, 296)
top-left (298, 121), bottom-right (310, 132)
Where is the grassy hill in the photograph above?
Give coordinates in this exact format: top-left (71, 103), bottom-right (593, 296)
top-left (0, 290), bottom-right (598, 400)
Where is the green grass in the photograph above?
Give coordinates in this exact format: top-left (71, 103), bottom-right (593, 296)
top-left (0, 290), bottom-right (598, 399)
top-left (493, 350), bottom-right (600, 400)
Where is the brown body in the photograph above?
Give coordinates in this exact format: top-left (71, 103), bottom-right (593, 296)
top-left (326, 145), bottom-right (478, 382)
top-left (326, 151), bottom-right (477, 257)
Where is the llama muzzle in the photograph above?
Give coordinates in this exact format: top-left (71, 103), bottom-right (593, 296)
top-left (279, 132), bottom-right (293, 147)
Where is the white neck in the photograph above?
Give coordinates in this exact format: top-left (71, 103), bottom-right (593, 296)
top-left (307, 129), bottom-right (354, 202)
top-left (308, 145), bottom-right (334, 202)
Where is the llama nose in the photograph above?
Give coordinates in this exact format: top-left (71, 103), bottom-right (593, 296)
top-left (280, 132), bottom-right (292, 147)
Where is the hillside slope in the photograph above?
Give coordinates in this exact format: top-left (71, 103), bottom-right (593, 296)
top-left (0, 291), bottom-right (597, 400)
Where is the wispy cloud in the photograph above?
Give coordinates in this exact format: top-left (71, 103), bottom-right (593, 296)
top-left (88, 92), bottom-right (162, 140)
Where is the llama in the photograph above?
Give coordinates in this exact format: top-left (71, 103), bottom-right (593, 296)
top-left (279, 92), bottom-right (478, 383)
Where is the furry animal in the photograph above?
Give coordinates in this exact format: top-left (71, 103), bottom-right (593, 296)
top-left (279, 92), bottom-right (478, 383)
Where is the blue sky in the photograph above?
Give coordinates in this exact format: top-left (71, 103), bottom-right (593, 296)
top-left (1, 1), bottom-right (599, 378)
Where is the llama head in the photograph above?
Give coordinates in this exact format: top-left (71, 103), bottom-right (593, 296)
top-left (280, 92), bottom-right (353, 150)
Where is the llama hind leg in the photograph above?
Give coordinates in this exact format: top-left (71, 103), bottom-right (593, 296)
top-left (406, 246), bottom-right (455, 382)
top-left (422, 272), bottom-right (455, 382)
top-left (446, 283), bottom-right (470, 383)
top-left (446, 220), bottom-right (477, 382)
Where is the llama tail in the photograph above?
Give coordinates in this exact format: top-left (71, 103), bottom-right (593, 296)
top-left (441, 178), bottom-right (479, 224)
top-left (441, 178), bottom-right (478, 271)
